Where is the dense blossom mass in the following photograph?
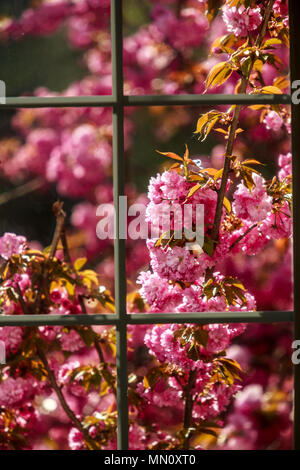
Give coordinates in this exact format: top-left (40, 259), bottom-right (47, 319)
top-left (0, 0), bottom-right (293, 450)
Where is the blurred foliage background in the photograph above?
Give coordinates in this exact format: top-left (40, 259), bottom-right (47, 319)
top-left (0, 0), bottom-right (282, 247)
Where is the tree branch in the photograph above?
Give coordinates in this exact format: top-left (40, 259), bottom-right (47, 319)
top-left (182, 369), bottom-right (197, 449)
top-left (34, 201), bottom-right (67, 313)
top-left (229, 223), bottom-right (258, 252)
top-left (0, 178), bottom-right (44, 207)
top-left (49, 201), bottom-right (67, 260)
top-left (61, 226), bottom-right (71, 264)
top-left (78, 295), bottom-right (116, 394)
top-left (15, 285), bottom-right (30, 315)
top-left (36, 343), bottom-right (99, 450)
top-left (208, 0), bottom-right (275, 258)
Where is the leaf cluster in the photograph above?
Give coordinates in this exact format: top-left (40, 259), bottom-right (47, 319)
top-left (203, 276), bottom-right (248, 307)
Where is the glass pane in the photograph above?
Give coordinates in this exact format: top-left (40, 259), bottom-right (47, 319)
top-left (0, 1), bottom-right (290, 99)
top-left (127, 322), bottom-right (293, 450)
top-left (126, 104), bottom-right (292, 313)
top-left (0, 1), bottom-right (111, 97)
top-left (0, 324), bottom-right (117, 450)
top-left (0, 106), bottom-right (115, 314)
top-left (123, 0), bottom-right (290, 95)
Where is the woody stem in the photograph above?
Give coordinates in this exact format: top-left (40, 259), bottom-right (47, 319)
top-left (182, 369), bottom-right (197, 449)
top-left (207, 0), bottom-right (275, 275)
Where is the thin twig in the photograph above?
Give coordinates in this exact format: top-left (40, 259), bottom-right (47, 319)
top-left (15, 203), bottom-right (100, 449)
top-left (15, 285), bottom-right (29, 315)
top-left (36, 344), bottom-right (99, 450)
top-left (0, 178), bottom-right (44, 206)
top-left (210, 77), bottom-right (248, 244)
top-left (34, 201), bottom-right (67, 313)
top-left (78, 295), bottom-right (87, 314)
top-left (182, 369), bottom-right (197, 449)
top-left (255, 0), bottom-right (275, 47)
top-left (78, 295), bottom-right (116, 394)
top-left (61, 226), bottom-right (71, 264)
top-left (229, 223), bottom-right (258, 252)
top-left (49, 201), bottom-right (67, 260)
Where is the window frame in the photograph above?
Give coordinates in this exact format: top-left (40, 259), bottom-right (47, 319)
top-left (0, 0), bottom-right (298, 451)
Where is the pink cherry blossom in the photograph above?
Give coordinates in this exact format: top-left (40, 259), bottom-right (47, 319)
top-left (0, 326), bottom-right (23, 353)
top-left (233, 173), bottom-right (273, 223)
top-left (222, 5), bottom-right (262, 37)
top-left (263, 110), bottom-right (283, 132)
top-left (0, 233), bottom-right (27, 260)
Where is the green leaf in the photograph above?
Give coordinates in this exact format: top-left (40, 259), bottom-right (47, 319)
top-left (241, 56), bottom-right (252, 77)
top-left (225, 277), bottom-right (246, 290)
top-left (223, 197), bottom-right (231, 214)
top-left (223, 285), bottom-right (237, 306)
top-left (187, 183), bottom-right (202, 199)
top-left (201, 117), bottom-right (220, 141)
top-left (225, 0), bottom-right (242, 6)
top-left (242, 159), bottom-right (264, 166)
top-left (200, 168), bottom-right (219, 176)
top-left (173, 328), bottom-right (185, 342)
top-left (194, 111), bottom-right (222, 141)
top-left (205, 61), bottom-right (233, 91)
top-left (262, 38), bottom-right (282, 49)
top-left (154, 231), bottom-right (168, 248)
top-left (241, 169), bottom-right (255, 192)
top-left (187, 343), bottom-right (199, 361)
top-left (214, 128), bottom-right (228, 136)
top-left (231, 285), bottom-right (247, 305)
top-left (156, 150), bottom-right (183, 162)
top-left (194, 114), bottom-right (210, 135)
top-left (210, 33), bottom-right (236, 54)
top-left (260, 85), bottom-right (283, 95)
top-left (143, 367), bottom-right (163, 389)
top-left (273, 76), bottom-right (290, 90)
top-left (202, 237), bottom-right (215, 257)
top-left (198, 428), bottom-right (219, 438)
top-left (214, 168), bottom-right (224, 181)
top-left (183, 144), bottom-right (189, 161)
top-left (83, 416), bottom-right (101, 429)
top-left (194, 329), bottom-right (209, 348)
top-left (189, 174), bottom-right (207, 182)
top-left (101, 368), bottom-right (115, 387)
top-left (77, 326), bottom-right (97, 347)
top-left (74, 257), bottom-right (87, 271)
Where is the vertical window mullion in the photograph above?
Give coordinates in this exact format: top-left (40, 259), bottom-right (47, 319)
top-left (289, 0), bottom-right (300, 451)
top-left (111, 0), bottom-right (129, 451)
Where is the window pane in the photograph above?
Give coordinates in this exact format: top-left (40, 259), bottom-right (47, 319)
top-left (0, 106), bottom-right (115, 314)
top-left (0, 1), bottom-right (290, 99)
top-left (126, 105), bottom-right (292, 313)
top-left (127, 322), bottom-right (293, 450)
top-left (0, 1), bottom-right (112, 97)
top-left (0, 320), bottom-right (293, 450)
top-left (0, 324), bottom-right (116, 450)
top-left (123, 0), bottom-right (290, 96)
